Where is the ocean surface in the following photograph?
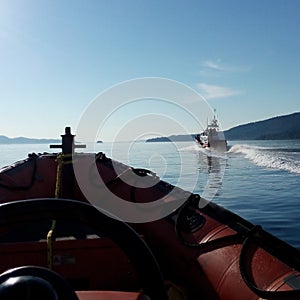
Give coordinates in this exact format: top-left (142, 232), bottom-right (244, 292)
top-left (0, 139), bottom-right (300, 249)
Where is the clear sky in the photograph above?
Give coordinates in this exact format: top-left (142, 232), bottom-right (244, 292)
top-left (1, 0), bottom-right (299, 141)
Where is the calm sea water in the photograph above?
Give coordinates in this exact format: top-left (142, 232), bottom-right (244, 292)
top-left (0, 139), bottom-right (300, 248)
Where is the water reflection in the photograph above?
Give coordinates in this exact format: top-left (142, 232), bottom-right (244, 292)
top-left (195, 151), bottom-right (227, 202)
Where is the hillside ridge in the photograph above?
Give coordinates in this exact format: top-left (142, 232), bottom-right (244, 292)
top-left (225, 112), bottom-right (300, 140)
top-left (0, 135), bottom-right (60, 144)
top-left (146, 112), bottom-right (300, 142)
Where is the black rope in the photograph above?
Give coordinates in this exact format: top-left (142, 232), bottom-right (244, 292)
top-left (174, 195), bottom-right (241, 249)
top-left (131, 168), bottom-right (155, 177)
top-left (175, 198), bottom-right (300, 298)
top-left (239, 225), bottom-right (300, 299)
top-left (93, 154), bottom-right (156, 188)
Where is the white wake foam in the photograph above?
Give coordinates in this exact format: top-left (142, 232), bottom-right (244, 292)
top-left (180, 144), bottom-right (227, 159)
top-left (229, 144), bottom-right (300, 174)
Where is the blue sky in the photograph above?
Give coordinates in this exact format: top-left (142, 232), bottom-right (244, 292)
top-left (1, 0), bottom-right (299, 141)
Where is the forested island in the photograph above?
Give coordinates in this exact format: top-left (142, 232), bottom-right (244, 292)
top-left (146, 112), bottom-right (300, 142)
top-left (224, 112), bottom-right (300, 140)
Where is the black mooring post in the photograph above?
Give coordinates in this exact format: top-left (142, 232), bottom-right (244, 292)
top-left (50, 126), bottom-right (86, 155)
top-left (50, 127), bottom-right (86, 198)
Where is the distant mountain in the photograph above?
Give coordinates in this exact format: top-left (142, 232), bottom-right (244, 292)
top-left (1, 112), bottom-right (299, 144)
top-left (0, 135), bottom-right (60, 144)
top-left (224, 112), bottom-right (300, 140)
top-left (146, 112), bottom-right (300, 142)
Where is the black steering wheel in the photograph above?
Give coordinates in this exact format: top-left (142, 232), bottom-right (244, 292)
top-left (0, 265), bottom-right (78, 300)
top-left (0, 199), bottom-right (168, 300)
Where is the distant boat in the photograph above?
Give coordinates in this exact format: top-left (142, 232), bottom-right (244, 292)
top-left (195, 110), bottom-right (227, 152)
top-left (97, 140), bottom-right (103, 143)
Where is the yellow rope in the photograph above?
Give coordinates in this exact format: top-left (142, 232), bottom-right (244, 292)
top-left (47, 220), bottom-right (56, 269)
top-left (165, 280), bottom-right (189, 300)
top-left (47, 153), bottom-right (69, 269)
top-left (54, 153), bottom-right (73, 199)
top-left (54, 153), bottom-right (64, 198)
